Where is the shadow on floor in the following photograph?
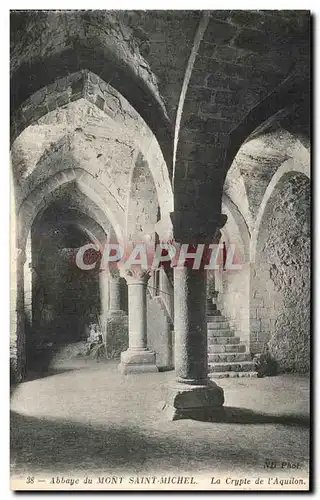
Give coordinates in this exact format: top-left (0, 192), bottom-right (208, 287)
top-left (10, 408), bottom-right (309, 477)
top-left (190, 406), bottom-right (310, 428)
top-left (24, 367), bottom-right (84, 383)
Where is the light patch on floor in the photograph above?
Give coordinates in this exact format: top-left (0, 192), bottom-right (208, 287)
top-left (11, 360), bottom-right (310, 479)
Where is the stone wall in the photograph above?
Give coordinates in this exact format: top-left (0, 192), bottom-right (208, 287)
top-left (221, 265), bottom-right (250, 347)
top-left (105, 313), bottom-right (129, 359)
top-left (146, 292), bottom-right (174, 370)
top-left (251, 172), bottom-right (310, 373)
top-left (218, 201), bottom-right (250, 345)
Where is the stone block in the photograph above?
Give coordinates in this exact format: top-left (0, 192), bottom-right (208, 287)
top-left (56, 76), bottom-right (69, 92)
top-left (189, 70), bottom-right (209, 88)
top-left (213, 90), bottom-right (242, 107)
top-left (203, 19), bottom-right (238, 44)
top-left (251, 298), bottom-right (264, 307)
top-left (95, 94), bottom-right (105, 111)
top-left (118, 348), bottom-right (158, 374)
top-left (56, 94), bottom-right (70, 108)
top-left (233, 28), bottom-right (270, 54)
top-left (250, 319), bottom-right (261, 332)
top-left (260, 318), bottom-right (271, 331)
top-left (163, 380), bottom-right (224, 420)
top-left (199, 41), bottom-right (215, 59)
top-left (229, 10), bottom-right (266, 30)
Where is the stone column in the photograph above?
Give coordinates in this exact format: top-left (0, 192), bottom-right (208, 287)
top-left (101, 267), bottom-right (128, 359)
top-left (10, 248), bottom-right (26, 383)
top-left (119, 268), bottom-right (158, 374)
top-left (99, 269), bottom-right (109, 343)
top-left (156, 211), bottom-right (227, 420)
top-left (24, 234), bottom-right (33, 328)
top-left (108, 275), bottom-right (122, 315)
top-left (174, 265), bottom-right (208, 384)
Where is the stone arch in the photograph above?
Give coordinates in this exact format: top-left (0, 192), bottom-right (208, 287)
top-left (17, 168), bottom-right (124, 252)
top-left (224, 73), bottom-right (309, 176)
top-left (250, 156), bottom-right (310, 263)
top-left (225, 121), bottom-right (310, 239)
top-left (20, 179), bottom-right (115, 374)
top-left (11, 40), bottom-right (173, 167)
top-left (26, 201), bottom-right (108, 372)
top-left (11, 71), bottom-right (173, 218)
top-left (223, 163), bottom-right (252, 234)
top-left (222, 193), bottom-right (250, 262)
top-left (33, 207), bottom-right (109, 248)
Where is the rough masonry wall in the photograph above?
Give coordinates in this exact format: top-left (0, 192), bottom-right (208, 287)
top-left (147, 292), bottom-right (173, 370)
top-left (251, 172), bottom-right (310, 373)
top-left (218, 205), bottom-right (250, 346)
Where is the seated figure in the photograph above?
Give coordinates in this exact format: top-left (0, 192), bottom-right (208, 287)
top-left (86, 324), bottom-right (106, 361)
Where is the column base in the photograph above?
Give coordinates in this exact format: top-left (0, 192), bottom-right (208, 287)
top-left (118, 349), bottom-right (158, 374)
top-left (163, 380), bottom-right (224, 421)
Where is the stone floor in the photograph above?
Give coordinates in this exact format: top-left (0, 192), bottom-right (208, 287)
top-left (11, 359), bottom-right (310, 485)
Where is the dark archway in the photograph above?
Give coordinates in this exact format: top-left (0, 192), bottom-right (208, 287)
top-left (27, 203), bottom-right (103, 375)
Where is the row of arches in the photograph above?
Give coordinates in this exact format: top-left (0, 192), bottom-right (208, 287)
top-left (10, 64), bottom-right (174, 379)
top-left (10, 29), bottom-right (310, 379)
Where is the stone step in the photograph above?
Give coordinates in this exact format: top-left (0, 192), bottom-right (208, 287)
top-left (207, 314), bottom-right (227, 322)
top-left (208, 353), bottom-right (252, 363)
top-left (207, 310), bottom-right (220, 317)
top-left (209, 371), bottom-right (258, 379)
top-left (208, 336), bottom-right (240, 345)
top-left (208, 361), bottom-right (256, 373)
top-left (208, 329), bottom-right (234, 337)
top-left (207, 302), bottom-right (217, 311)
top-left (208, 344), bottom-right (247, 354)
top-left (207, 321), bottom-right (230, 330)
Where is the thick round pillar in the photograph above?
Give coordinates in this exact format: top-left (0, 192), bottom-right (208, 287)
top-left (118, 269), bottom-right (158, 374)
top-left (155, 210), bottom-right (227, 421)
top-left (174, 266), bottom-right (208, 385)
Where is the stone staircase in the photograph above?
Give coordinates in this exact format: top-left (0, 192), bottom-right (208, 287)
top-left (207, 300), bottom-right (257, 378)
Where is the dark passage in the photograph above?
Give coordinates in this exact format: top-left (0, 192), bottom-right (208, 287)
top-left (27, 204), bottom-right (102, 376)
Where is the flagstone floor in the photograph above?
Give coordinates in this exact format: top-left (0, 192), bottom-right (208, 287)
top-left (11, 359), bottom-right (310, 487)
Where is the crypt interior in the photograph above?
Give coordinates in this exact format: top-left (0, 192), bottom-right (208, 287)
top-left (10, 10), bottom-right (310, 479)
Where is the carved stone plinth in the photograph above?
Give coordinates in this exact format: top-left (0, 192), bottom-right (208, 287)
top-left (163, 380), bottom-right (224, 421)
top-left (119, 348), bottom-right (158, 374)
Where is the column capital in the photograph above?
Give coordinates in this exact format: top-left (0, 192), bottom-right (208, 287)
top-left (156, 212), bottom-right (227, 244)
top-left (119, 266), bottom-right (150, 285)
top-left (108, 267), bottom-right (121, 280)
